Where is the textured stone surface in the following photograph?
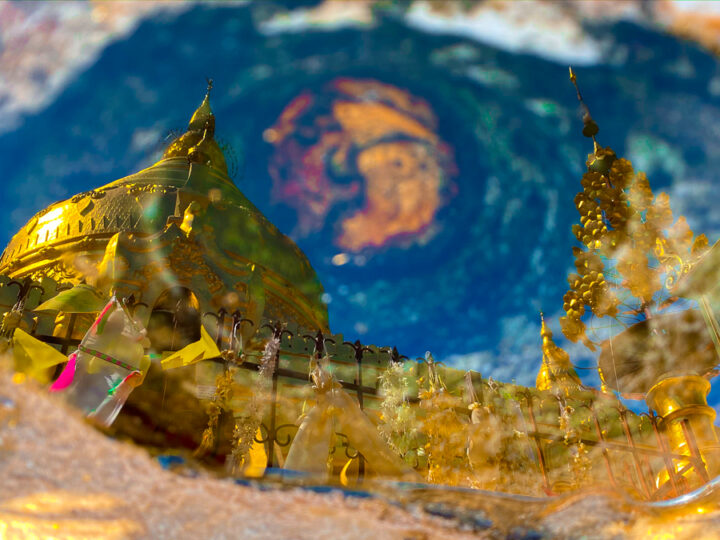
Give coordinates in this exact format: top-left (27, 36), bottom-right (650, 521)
top-left (0, 372), bottom-right (480, 540)
top-left (5, 370), bottom-right (720, 539)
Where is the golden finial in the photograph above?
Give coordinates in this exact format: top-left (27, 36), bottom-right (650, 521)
top-left (188, 79), bottom-right (215, 134)
top-left (163, 80), bottom-right (228, 175)
top-left (568, 66), bottom-right (599, 140)
top-left (537, 312), bottom-right (553, 391)
top-left (569, 67), bottom-right (616, 174)
top-left (540, 314), bottom-right (564, 363)
top-left (540, 312), bottom-right (552, 340)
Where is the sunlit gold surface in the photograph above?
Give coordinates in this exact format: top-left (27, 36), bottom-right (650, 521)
top-left (647, 375), bottom-right (720, 486)
top-left (0, 492), bottom-right (142, 540)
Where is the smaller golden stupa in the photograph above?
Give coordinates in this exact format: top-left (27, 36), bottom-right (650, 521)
top-left (536, 314), bottom-right (582, 396)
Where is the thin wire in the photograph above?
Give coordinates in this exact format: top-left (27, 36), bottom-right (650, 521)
top-left (609, 317), bottom-right (621, 395)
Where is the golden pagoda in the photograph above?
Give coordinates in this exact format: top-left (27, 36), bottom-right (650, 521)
top-left (0, 83), bottom-right (329, 348)
top-left (536, 314), bottom-right (582, 396)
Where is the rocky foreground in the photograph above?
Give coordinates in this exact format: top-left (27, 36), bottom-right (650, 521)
top-left (0, 372), bottom-right (480, 540)
top-left (2, 371), bottom-right (720, 539)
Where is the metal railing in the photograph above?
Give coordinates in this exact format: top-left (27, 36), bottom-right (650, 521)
top-left (0, 276), bottom-right (714, 498)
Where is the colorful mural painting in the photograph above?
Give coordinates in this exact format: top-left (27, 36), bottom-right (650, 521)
top-left (264, 78), bottom-right (457, 252)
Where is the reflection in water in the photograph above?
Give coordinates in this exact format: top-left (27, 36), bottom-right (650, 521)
top-left (264, 78), bottom-right (456, 251)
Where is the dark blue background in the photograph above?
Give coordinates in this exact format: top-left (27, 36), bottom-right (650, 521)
top-left (2, 4), bottom-right (719, 396)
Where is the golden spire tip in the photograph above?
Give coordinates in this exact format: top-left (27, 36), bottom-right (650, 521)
top-left (186, 80), bottom-right (216, 134)
top-left (540, 312), bottom-right (552, 339)
top-left (568, 67), bottom-right (599, 140)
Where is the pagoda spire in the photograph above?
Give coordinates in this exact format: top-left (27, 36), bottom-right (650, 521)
top-left (536, 313), bottom-right (582, 394)
top-left (569, 67), bottom-right (616, 175)
top-left (162, 79), bottom-right (228, 176)
top-left (568, 67), bottom-right (598, 142)
top-left (188, 78), bottom-right (215, 133)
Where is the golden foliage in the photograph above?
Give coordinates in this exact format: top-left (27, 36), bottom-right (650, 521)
top-left (627, 171), bottom-right (653, 212)
top-left (378, 362), bottom-right (423, 467)
top-left (228, 336), bottom-right (280, 474)
top-left (616, 250), bottom-right (660, 305)
top-left (419, 387), bottom-right (468, 485)
top-left (561, 143), bottom-right (709, 346)
top-left (692, 233), bottom-right (709, 256)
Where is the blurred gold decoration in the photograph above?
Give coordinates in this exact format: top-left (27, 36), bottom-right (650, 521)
top-left (418, 353), bottom-right (469, 485)
top-left (195, 366), bottom-right (235, 458)
top-left (561, 68), bottom-right (720, 494)
top-left (535, 313), bottom-right (582, 396)
top-left (561, 68), bottom-right (709, 351)
top-left (227, 334), bottom-right (279, 475)
top-left (597, 309), bottom-right (717, 397)
top-left (284, 352), bottom-right (417, 481)
top-left (378, 360), bottom-right (422, 468)
top-left (647, 374), bottom-right (720, 486)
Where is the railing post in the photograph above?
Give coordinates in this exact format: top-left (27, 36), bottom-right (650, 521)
top-left (215, 308), bottom-right (227, 348)
top-left (681, 418), bottom-right (711, 484)
top-left (618, 407), bottom-right (652, 499)
top-left (267, 323), bottom-right (282, 468)
top-left (522, 391), bottom-right (551, 494)
top-left (263, 322), bottom-right (294, 469)
top-left (645, 410), bottom-right (680, 498)
top-left (303, 329), bottom-right (335, 360)
top-left (355, 342), bottom-right (364, 410)
top-left (8, 277), bottom-right (44, 313)
top-left (587, 403), bottom-right (618, 490)
top-left (1, 278), bottom-right (44, 338)
top-left (344, 339), bottom-right (372, 410)
top-left (230, 310), bottom-right (253, 358)
top-left (343, 339), bottom-right (371, 482)
top-left (60, 313), bottom-right (77, 355)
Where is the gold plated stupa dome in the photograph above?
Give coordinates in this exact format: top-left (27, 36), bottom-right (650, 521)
top-left (0, 84), bottom-right (329, 337)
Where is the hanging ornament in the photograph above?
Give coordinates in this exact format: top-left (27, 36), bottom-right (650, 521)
top-left (284, 354), bottom-right (418, 481)
top-left (49, 297), bottom-right (150, 427)
top-left (227, 333), bottom-right (280, 475)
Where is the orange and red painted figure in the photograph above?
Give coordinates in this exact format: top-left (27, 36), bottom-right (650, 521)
top-left (264, 78), bottom-right (457, 252)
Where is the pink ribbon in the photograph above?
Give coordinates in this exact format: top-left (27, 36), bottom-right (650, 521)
top-left (49, 351), bottom-right (78, 392)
